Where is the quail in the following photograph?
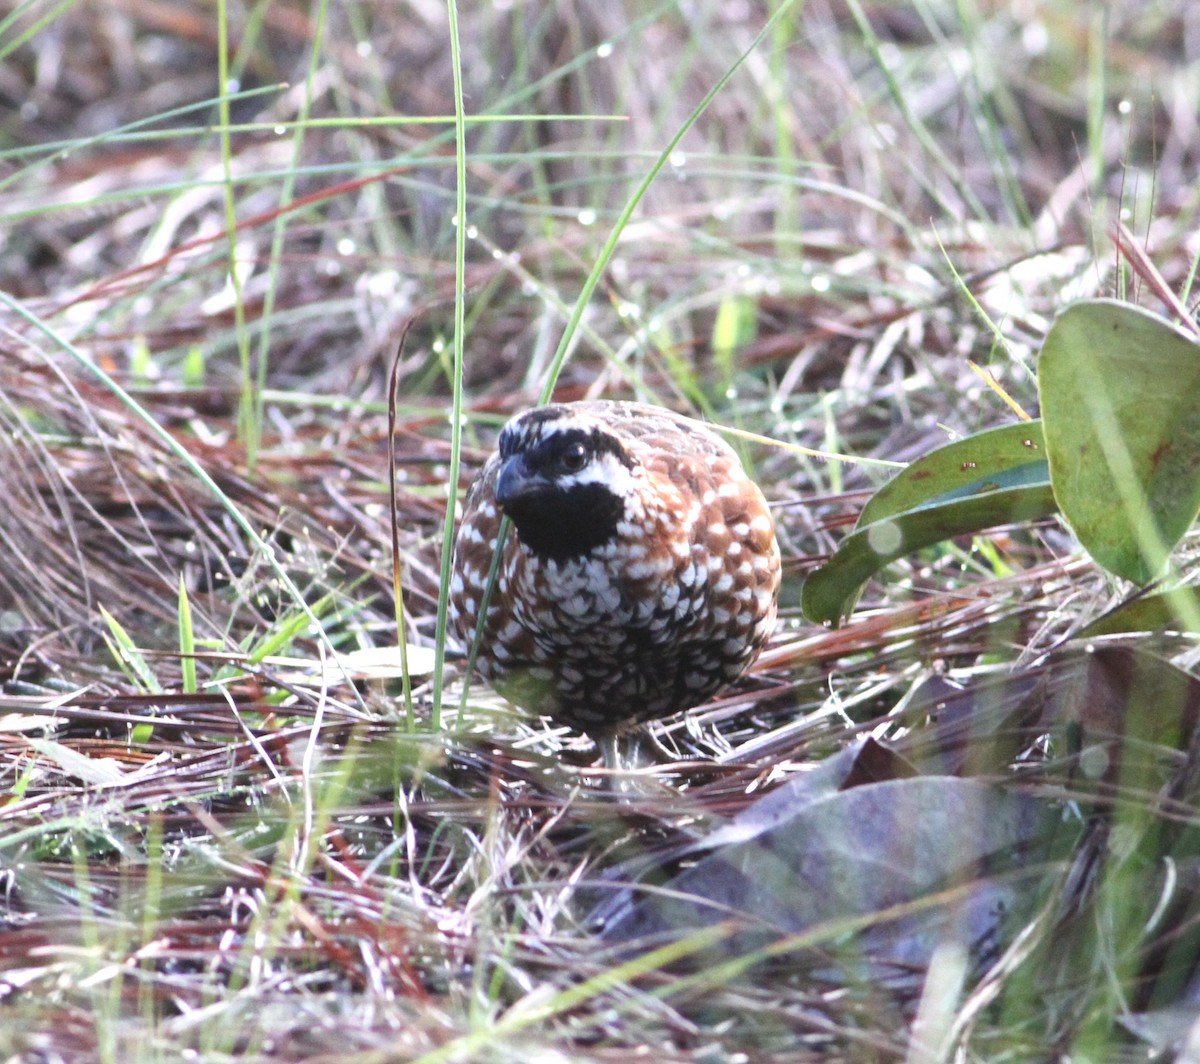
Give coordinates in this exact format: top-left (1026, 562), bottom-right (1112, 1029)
top-left (449, 400), bottom-right (780, 740)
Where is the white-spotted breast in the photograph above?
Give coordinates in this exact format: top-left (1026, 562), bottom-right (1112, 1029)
top-left (448, 400), bottom-right (781, 736)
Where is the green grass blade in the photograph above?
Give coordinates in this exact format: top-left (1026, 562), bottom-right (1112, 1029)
top-left (178, 573), bottom-right (197, 695)
top-left (429, 0), bottom-right (470, 732)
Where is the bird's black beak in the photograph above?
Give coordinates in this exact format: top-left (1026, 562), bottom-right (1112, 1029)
top-left (495, 454), bottom-right (548, 509)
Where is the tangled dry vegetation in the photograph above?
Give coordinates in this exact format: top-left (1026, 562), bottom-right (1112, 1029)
top-left (4, 1), bottom-right (1200, 1061)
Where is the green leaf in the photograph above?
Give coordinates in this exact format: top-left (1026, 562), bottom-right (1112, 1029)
top-left (1039, 299), bottom-right (1200, 583)
top-left (244, 591), bottom-right (335, 667)
top-left (99, 604), bottom-right (160, 743)
top-left (99, 604), bottom-right (162, 695)
top-left (802, 423), bottom-right (1057, 626)
top-left (858, 422), bottom-right (1049, 526)
top-left (1078, 585), bottom-right (1200, 638)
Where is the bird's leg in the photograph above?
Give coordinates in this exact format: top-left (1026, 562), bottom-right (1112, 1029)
top-left (598, 729), bottom-right (646, 772)
top-left (597, 728), bottom-right (660, 796)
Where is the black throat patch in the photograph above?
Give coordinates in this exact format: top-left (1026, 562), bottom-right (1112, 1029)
top-left (505, 480), bottom-right (625, 562)
top-left (495, 416), bottom-right (635, 562)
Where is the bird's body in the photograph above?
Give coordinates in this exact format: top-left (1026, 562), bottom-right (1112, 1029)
top-left (449, 401), bottom-right (780, 736)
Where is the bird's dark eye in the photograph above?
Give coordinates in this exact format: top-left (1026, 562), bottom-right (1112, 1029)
top-left (559, 441), bottom-right (589, 474)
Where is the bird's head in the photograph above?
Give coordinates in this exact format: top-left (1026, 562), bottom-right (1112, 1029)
top-left (492, 405), bottom-right (638, 561)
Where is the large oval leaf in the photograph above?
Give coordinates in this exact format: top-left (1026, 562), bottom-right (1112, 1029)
top-left (1039, 299), bottom-right (1200, 583)
top-left (858, 421), bottom-right (1048, 526)
top-left (802, 423), bottom-right (1056, 625)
